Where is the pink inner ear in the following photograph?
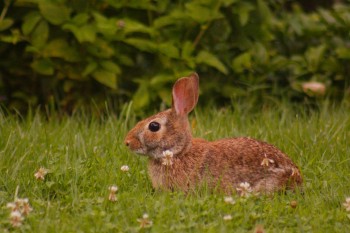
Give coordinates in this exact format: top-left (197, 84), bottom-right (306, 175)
top-left (172, 74), bottom-right (199, 116)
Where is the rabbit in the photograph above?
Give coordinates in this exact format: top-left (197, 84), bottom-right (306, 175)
top-left (124, 73), bottom-right (303, 195)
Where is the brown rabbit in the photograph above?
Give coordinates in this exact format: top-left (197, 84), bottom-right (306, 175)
top-left (124, 73), bottom-right (302, 195)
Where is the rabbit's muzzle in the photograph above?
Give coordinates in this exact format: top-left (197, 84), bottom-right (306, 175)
top-left (124, 133), bottom-right (147, 155)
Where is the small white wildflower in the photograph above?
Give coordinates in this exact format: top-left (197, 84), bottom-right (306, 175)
top-left (6, 202), bottom-right (17, 212)
top-left (16, 198), bottom-right (32, 216)
top-left (161, 150), bottom-right (173, 166)
top-left (223, 214), bottom-right (232, 221)
top-left (261, 154), bottom-right (274, 167)
top-left (137, 213), bottom-right (153, 228)
top-left (224, 196), bottom-right (236, 205)
top-left (108, 185), bottom-right (118, 202)
top-left (34, 167), bottom-right (48, 180)
top-left (343, 197), bottom-right (350, 212)
top-left (9, 211), bottom-right (24, 228)
top-left (120, 165), bottom-right (130, 172)
top-left (236, 182), bottom-right (252, 197)
top-left (7, 198), bottom-right (32, 216)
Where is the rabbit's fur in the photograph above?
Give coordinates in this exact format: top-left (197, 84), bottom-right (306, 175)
top-left (125, 73), bottom-right (302, 194)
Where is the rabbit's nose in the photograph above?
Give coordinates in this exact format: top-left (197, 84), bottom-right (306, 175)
top-left (124, 139), bottom-right (130, 147)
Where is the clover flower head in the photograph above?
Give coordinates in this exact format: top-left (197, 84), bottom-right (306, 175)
top-left (137, 213), bottom-right (153, 228)
top-left (120, 165), bottom-right (130, 172)
top-left (236, 182), bottom-right (252, 197)
top-left (108, 185), bottom-right (118, 202)
top-left (224, 196), bottom-right (236, 205)
top-left (16, 198), bottom-right (32, 216)
top-left (161, 150), bottom-right (173, 166)
top-left (7, 198), bottom-right (32, 216)
top-left (34, 167), bottom-right (48, 180)
top-left (223, 214), bottom-right (232, 221)
top-left (343, 197), bottom-right (350, 212)
top-left (9, 211), bottom-right (24, 228)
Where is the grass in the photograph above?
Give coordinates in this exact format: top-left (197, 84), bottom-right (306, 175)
top-left (0, 103), bottom-right (350, 232)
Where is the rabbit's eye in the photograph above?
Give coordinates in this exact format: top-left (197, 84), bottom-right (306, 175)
top-left (148, 121), bottom-right (160, 132)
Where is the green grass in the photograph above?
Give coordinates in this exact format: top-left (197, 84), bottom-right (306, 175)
top-left (0, 103), bottom-right (350, 232)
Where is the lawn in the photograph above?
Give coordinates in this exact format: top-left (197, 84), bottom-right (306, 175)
top-left (0, 103), bottom-right (349, 232)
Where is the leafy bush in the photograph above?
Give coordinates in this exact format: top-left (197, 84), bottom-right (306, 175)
top-left (0, 0), bottom-right (349, 113)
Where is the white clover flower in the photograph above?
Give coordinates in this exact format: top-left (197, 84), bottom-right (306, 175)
top-left (7, 198), bottom-right (32, 216)
top-left (120, 165), bottom-right (130, 172)
top-left (261, 154), bottom-right (274, 167)
top-left (236, 182), bottom-right (252, 197)
top-left (223, 214), bottom-right (232, 221)
top-left (137, 213), bottom-right (153, 228)
top-left (9, 211), bottom-right (24, 227)
top-left (108, 185), bottom-right (118, 202)
top-left (224, 196), bottom-right (236, 205)
top-left (34, 167), bottom-right (48, 180)
top-left (161, 150), bottom-right (173, 166)
top-left (6, 202), bottom-right (17, 212)
top-left (343, 197), bottom-right (350, 212)
top-left (16, 198), bottom-right (32, 216)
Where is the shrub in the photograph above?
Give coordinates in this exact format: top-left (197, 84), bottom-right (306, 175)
top-left (0, 0), bottom-right (349, 113)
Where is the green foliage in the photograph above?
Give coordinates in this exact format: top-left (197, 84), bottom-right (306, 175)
top-left (0, 0), bottom-right (349, 113)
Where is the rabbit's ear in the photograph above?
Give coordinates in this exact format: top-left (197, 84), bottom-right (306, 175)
top-left (172, 73), bottom-right (199, 116)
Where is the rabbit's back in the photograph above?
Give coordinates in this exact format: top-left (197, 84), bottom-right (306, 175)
top-left (200, 137), bottom-right (302, 193)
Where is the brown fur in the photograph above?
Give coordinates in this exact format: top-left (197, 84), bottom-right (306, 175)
top-left (124, 73), bottom-right (302, 194)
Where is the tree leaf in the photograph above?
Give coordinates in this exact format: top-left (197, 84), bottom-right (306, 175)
top-left (86, 39), bottom-right (115, 58)
top-left (92, 70), bottom-right (117, 89)
top-left (158, 42), bottom-right (179, 58)
top-left (122, 18), bottom-right (155, 36)
top-left (63, 24), bottom-right (96, 43)
top-left (100, 60), bottom-right (121, 74)
top-left (124, 38), bottom-right (157, 52)
top-left (31, 58), bottom-right (54, 75)
top-left (22, 11), bottom-right (42, 35)
top-left (305, 45), bottom-right (326, 73)
top-left (93, 12), bottom-right (118, 36)
top-left (0, 18), bottom-right (14, 31)
top-left (185, 2), bottom-right (223, 24)
top-left (232, 52), bottom-right (251, 73)
top-left (72, 13), bottom-right (90, 26)
top-left (83, 62), bottom-right (98, 77)
top-left (39, 2), bottom-right (71, 25)
top-left (153, 10), bottom-right (189, 28)
top-left (132, 81), bottom-right (150, 110)
top-left (42, 39), bottom-right (80, 62)
top-left (196, 50), bottom-right (228, 74)
top-left (31, 20), bottom-right (49, 48)
top-left (233, 2), bottom-right (254, 26)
